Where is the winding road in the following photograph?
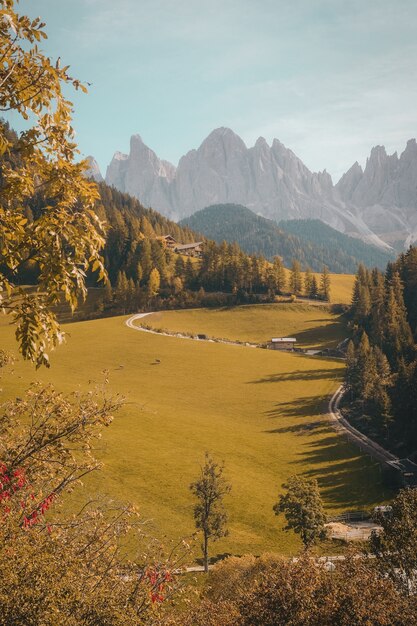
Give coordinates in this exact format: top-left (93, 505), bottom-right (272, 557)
top-left (125, 313), bottom-right (401, 471)
top-left (328, 386), bottom-right (400, 469)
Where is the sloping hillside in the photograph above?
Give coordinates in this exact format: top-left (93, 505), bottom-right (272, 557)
top-left (180, 204), bottom-right (393, 272)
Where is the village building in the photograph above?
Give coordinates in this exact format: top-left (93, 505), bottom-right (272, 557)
top-left (156, 234), bottom-right (177, 250)
top-left (267, 337), bottom-right (297, 351)
top-left (175, 242), bottom-right (204, 258)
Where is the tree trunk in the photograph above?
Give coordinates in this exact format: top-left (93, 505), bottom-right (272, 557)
top-left (203, 534), bottom-right (209, 573)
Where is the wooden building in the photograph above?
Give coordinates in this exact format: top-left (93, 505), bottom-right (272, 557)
top-left (268, 337), bottom-right (297, 351)
top-left (175, 242), bottom-right (204, 258)
top-left (156, 235), bottom-right (177, 250)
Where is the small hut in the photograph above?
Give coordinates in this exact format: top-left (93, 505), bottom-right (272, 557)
top-left (268, 337), bottom-right (297, 351)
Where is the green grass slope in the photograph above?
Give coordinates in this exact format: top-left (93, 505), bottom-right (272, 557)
top-left (145, 304), bottom-right (347, 349)
top-left (0, 313), bottom-right (388, 557)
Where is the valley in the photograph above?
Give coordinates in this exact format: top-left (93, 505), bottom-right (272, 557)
top-left (0, 304), bottom-right (387, 558)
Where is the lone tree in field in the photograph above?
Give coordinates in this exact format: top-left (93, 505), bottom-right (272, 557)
top-left (190, 453), bottom-right (231, 573)
top-left (273, 474), bottom-right (327, 547)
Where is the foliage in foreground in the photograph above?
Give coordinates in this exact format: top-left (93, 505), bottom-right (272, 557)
top-left (167, 552), bottom-right (417, 626)
top-left (0, 385), bottom-right (183, 625)
top-left (0, 1), bottom-right (107, 367)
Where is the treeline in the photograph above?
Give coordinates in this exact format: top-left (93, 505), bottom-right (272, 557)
top-left (97, 237), bottom-right (331, 318)
top-left (344, 246), bottom-right (417, 454)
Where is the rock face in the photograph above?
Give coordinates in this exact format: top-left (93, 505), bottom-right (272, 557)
top-left (105, 128), bottom-right (417, 249)
top-left (85, 156), bottom-right (103, 182)
top-left (335, 139), bottom-right (417, 247)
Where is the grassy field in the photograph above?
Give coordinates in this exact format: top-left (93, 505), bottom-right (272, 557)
top-left (0, 309), bottom-right (387, 558)
top-left (318, 272), bottom-right (355, 305)
top-left (142, 303), bottom-right (348, 349)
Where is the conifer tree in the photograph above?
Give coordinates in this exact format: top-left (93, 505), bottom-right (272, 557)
top-left (383, 272), bottom-right (413, 365)
top-left (319, 265), bottom-right (331, 301)
top-left (290, 260), bottom-right (303, 295)
top-left (273, 256), bottom-right (287, 294)
top-left (185, 258), bottom-right (196, 290)
top-left (138, 239), bottom-right (153, 282)
top-left (310, 275), bottom-right (319, 299)
top-left (174, 255), bottom-right (185, 278)
top-left (304, 267), bottom-right (313, 297)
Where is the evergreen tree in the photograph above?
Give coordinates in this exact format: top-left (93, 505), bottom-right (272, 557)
top-left (174, 255), bottom-right (185, 279)
top-left (309, 275), bottom-right (319, 299)
top-left (184, 258), bottom-right (196, 290)
top-left (138, 239), bottom-right (153, 282)
top-left (290, 260), bottom-right (303, 295)
top-left (273, 256), bottom-right (287, 294)
top-left (304, 267), bottom-right (313, 297)
top-left (383, 272), bottom-right (413, 366)
top-left (319, 265), bottom-right (331, 301)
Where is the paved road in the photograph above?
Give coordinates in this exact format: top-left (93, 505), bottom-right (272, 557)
top-left (328, 386), bottom-right (399, 468)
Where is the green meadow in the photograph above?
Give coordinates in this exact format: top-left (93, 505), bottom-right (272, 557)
top-left (143, 303), bottom-right (347, 349)
top-left (0, 308), bottom-right (387, 557)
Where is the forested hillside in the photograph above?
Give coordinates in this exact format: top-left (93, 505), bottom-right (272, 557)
top-left (344, 246), bottom-right (417, 455)
top-left (279, 218), bottom-right (394, 271)
top-left (180, 204), bottom-right (393, 273)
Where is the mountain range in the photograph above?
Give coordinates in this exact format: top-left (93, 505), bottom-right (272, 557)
top-left (87, 128), bottom-right (417, 250)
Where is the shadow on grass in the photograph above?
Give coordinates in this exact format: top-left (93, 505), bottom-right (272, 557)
top-left (263, 393), bottom-right (389, 509)
top-left (292, 319), bottom-right (347, 349)
top-left (264, 395), bottom-right (326, 420)
top-left (249, 368), bottom-right (342, 384)
top-left (292, 435), bottom-right (390, 509)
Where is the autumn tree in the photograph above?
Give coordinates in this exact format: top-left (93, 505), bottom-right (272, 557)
top-left (0, 383), bottom-right (183, 624)
top-left (190, 453), bottom-right (231, 573)
top-left (0, 0), bottom-right (107, 367)
top-left (147, 267), bottom-right (161, 299)
top-left (273, 474), bottom-right (327, 547)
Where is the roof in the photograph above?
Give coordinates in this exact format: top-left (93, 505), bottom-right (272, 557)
top-left (175, 242), bottom-right (203, 250)
top-left (157, 234), bottom-right (176, 242)
top-left (271, 337), bottom-right (297, 343)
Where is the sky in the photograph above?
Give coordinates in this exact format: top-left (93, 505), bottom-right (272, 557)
top-left (13, 0), bottom-right (417, 182)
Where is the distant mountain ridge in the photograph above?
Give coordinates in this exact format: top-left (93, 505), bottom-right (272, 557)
top-left (180, 204), bottom-right (394, 273)
top-left (94, 128), bottom-right (417, 250)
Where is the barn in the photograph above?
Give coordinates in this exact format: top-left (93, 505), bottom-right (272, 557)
top-left (268, 337), bottom-right (297, 351)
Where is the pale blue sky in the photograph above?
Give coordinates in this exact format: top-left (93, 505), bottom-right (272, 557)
top-left (14, 0), bottom-right (417, 181)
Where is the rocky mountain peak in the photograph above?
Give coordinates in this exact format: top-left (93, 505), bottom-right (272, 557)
top-left (85, 156), bottom-right (103, 182)
top-left (103, 129), bottom-right (417, 249)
